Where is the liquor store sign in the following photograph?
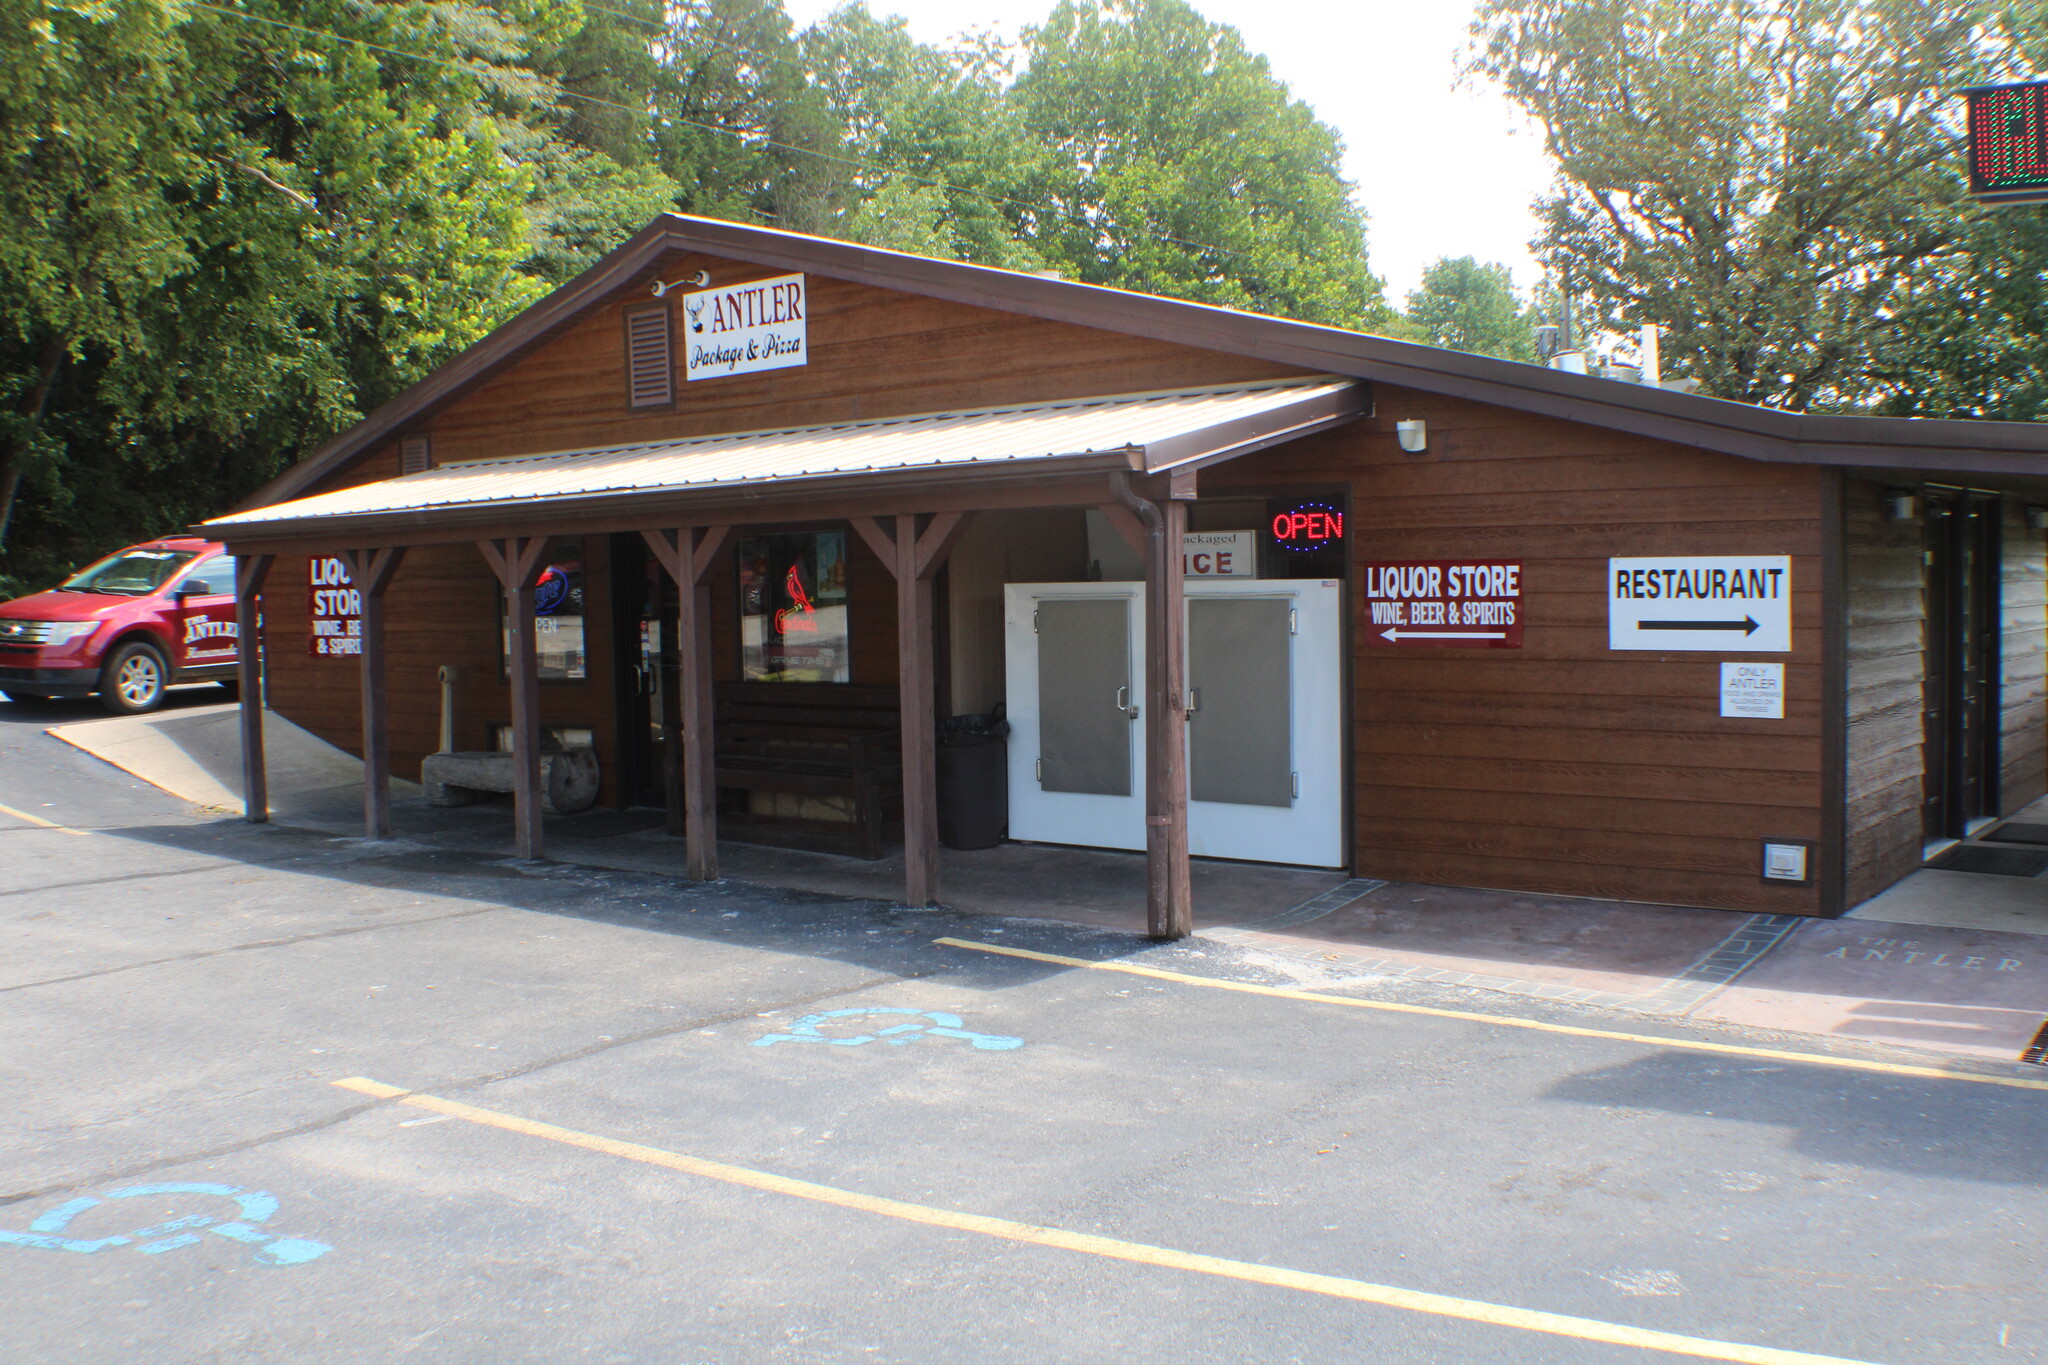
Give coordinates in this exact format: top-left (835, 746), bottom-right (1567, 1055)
top-left (681, 273), bottom-right (807, 381)
top-left (1364, 561), bottom-right (1522, 647)
top-left (308, 557), bottom-right (362, 657)
top-left (1609, 556), bottom-right (1790, 652)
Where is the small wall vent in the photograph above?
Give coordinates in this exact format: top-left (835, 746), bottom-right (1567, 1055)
top-left (624, 302), bottom-right (674, 409)
top-left (399, 435), bottom-right (432, 475)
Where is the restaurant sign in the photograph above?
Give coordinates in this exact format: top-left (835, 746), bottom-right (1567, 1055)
top-left (308, 556), bottom-right (361, 657)
top-left (1364, 560), bottom-right (1522, 647)
top-left (681, 273), bottom-right (807, 381)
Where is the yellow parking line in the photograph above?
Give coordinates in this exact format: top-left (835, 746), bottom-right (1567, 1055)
top-left (936, 937), bottom-right (2048, 1096)
top-left (334, 1076), bottom-right (1880, 1365)
top-left (0, 801), bottom-right (89, 837)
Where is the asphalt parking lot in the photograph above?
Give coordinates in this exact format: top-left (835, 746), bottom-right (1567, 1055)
top-left (4, 697), bottom-right (2047, 1364)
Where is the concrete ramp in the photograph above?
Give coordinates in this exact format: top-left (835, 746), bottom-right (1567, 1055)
top-left (47, 702), bottom-right (409, 817)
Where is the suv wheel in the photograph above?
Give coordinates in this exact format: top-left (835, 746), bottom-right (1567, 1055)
top-left (100, 641), bottom-right (169, 715)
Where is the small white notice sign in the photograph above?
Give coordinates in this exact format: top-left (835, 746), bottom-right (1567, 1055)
top-left (681, 273), bottom-right (807, 381)
top-left (1609, 556), bottom-right (1791, 651)
top-left (1721, 662), bottom-right (1784, 718)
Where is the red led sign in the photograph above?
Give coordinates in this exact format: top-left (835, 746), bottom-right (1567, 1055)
top-left (1272, 502), bottom-right (1344, 551)
top-left (1966, 81), bottom-right (2048, 203)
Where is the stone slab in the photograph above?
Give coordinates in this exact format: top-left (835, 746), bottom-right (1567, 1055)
top-left (1700, 919), bottom-right (2048, 1062)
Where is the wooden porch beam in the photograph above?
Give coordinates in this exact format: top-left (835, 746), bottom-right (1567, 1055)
top-left (861, 512), bottom-right (977, 908)
top-left (479, 535), bottom-right (549, 860)
top-left (339, 546), bottom-right (407, 839)
top-left (1096, 501), bottom-right (1149, 561)
top-left (233, 554), bottom-right (274, 823)
top-left (643, 526), bottom-right (731, 881)
top-left (1113, 474), bottom-right (1191, 939)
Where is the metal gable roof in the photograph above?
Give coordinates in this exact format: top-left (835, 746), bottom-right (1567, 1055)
top-left (238, 213), bottom-right (2048, 514)
top-left (204, 377), bottom-right (1362, 538)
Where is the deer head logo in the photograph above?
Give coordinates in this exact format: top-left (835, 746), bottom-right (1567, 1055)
top-left (684, 297), bottom-right (705, 333)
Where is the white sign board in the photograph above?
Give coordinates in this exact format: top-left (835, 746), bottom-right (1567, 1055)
top-left (1182, 530), bottom-right (1256, 578)
top-left (1609, 556), bottom-right (1791, 652)
top-left (681, 273), bottom-right (807, 381)
top-left (1720, 662), bottom-right (1785, 718)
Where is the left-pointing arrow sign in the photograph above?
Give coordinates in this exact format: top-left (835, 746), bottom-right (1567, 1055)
top-left (1380, 628), bottom-right (1509, 642)
top-left (1636, 617), bottom-right (1759, 635)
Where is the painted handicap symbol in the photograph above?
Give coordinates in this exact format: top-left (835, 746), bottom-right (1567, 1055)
top-left (0, 1183), bottom-right (331, 1266)
top-left (752, 1007), bottom-right (1022, 1051)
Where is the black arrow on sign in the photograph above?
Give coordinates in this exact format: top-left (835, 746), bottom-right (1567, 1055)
top-left (1637, 617), bottom-right (1760, 635)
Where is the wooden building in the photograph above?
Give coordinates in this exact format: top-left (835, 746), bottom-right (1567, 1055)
top-left (202, 215), bottom-right (2048, 935)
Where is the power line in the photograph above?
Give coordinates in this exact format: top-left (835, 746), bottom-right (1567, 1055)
top-left (181, 0), bottom-right (1256, 267)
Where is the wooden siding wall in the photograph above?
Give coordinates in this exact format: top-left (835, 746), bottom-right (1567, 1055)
top-left (2001, 498), bottom-right (2048, 814)
top-left (1843, 480), bottom-right (1925, 906)
top-left (352, 253), bottom-right (1309, 478)
top-left (1207, 386), bottom-right (1830, 915)
top-left (261, 541), bottom-right (624, 805)
top-left (264, 258), bottom-right (1288, 811)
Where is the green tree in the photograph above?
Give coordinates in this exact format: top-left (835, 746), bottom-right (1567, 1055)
top-left (1469, 0), bottom-right (2000, 409)
top-left (0, 0), bottom-right (538, 586)
top-left (1011, 0), bottom-right (1387, 327)
top-left (803, 5), bottom-right (1050, 269)
top-left (1405, 257), bottom-right (1538, 361)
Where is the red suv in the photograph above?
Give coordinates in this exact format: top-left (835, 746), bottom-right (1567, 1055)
top-left (0, 537), bottom-right (241, 714)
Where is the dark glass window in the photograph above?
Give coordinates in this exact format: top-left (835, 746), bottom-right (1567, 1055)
top-left (500, 537), bottom-right (587, 681)
top-left (738, 531), bottom-right (850, 683)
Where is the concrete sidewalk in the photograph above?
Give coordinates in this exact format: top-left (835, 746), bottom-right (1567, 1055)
top-left (50, 700), bottom-right (2048, 1070)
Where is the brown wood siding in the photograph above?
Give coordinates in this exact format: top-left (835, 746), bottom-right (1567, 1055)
top-left (2002, 497), bottom-right (2048, 814)
top-left (410, 256), bottom-right (1310, 468)
top-left (1207, 385), bottom-right (1829, 915)
top-left (1842, 479), bottom-right (1925, 906)
top-left (262, 540), bottom-right (624, 809)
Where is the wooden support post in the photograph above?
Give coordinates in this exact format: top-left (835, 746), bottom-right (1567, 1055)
top-left (479, 537), bottom-right (550, 860)
top-left (642, 526), bottom-right (734, 882)
top-left (1116, 477), bottom-right (1193, 941)
top-left (852, 512), bottom-right (974, 907)
top-left (234, 554), bottom-right (274, 823)
top-left (340, 547), bottom-right (406, 839)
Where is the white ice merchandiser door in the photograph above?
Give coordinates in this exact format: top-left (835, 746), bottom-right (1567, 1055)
top-left (1005, 578), bottom-right (1344, 867)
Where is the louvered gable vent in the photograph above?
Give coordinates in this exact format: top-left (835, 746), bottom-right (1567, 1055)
top-left (625, 303), bottom-right (674, 409)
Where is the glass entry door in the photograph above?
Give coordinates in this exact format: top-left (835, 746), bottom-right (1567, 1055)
top-left (1004, 578), bottom-right (1345, 867)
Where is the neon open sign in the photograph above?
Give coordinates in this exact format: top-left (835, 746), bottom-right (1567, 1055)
top-left (1965, 80), bottom-right (2048, 203)
top-left (1272, 502), bottom-right (1344, 552)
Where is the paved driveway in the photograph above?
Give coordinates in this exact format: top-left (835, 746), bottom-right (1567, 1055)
top-left (3, 696), bottom-right (2046, 1364)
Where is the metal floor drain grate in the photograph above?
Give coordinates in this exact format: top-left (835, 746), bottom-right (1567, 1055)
top-left (1928, 844), bottom-right (2048, 877)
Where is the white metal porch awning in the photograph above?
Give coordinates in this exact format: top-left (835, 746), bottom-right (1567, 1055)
top-left (203, 376), bottom-right (1363, 539)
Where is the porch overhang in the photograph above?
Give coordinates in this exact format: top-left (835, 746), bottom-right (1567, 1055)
top-left (201, 377), bottom-right (1365, 552)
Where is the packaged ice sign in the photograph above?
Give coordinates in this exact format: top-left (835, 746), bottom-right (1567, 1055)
top-left (681, 273), bottom-right (806, 381)
top-left (1363, 560), bottom-right (1522, 648)
top-left (1609, 556), bottom-right (1790, 652)
top-left (308, 556), bottom-right (362, 657)
top-left (1183, 530), bottom-right (1255, 578)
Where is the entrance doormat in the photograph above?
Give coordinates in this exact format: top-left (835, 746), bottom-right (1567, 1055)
top-left (552, 809), bottom-right (670, 839)
top-left (1984, 821), bottom-right (2048, 845)
top-left (1928, 843), bottom-right (2048, 876)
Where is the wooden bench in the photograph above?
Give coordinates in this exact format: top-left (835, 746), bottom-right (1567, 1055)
top-left (714, 683), bottom-right (903, 859)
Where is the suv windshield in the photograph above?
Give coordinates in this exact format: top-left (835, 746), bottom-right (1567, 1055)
top-left (59, 549), bottom-right (199, 596)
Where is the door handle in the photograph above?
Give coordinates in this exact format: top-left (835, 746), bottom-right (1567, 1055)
top-left (1116, 685), bottom-right (1139, 719)
top-left (1186, 687), bottom-right (1200, 715)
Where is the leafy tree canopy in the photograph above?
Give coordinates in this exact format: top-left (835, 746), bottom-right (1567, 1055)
top-left (1405, 257), bottom-right (1538, 362)
top-left (1468, 0), bottom-right (2011, 411)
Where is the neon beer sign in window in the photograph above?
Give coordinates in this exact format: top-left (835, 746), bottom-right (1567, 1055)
top-left (1272, 502), bottom-right (1344, 552)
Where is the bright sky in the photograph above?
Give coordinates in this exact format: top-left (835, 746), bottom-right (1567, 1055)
top-left (781, 0), bottom-right (1555, 303)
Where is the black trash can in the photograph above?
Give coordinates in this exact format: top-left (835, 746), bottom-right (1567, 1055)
top-left (937, 712), bottom-right (1008, 850)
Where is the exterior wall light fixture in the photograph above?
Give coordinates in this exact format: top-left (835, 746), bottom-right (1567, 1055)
top-left (651, 271), bottom-right (712, 298)
top-left (1882, 489), bottom-right (1922, 523)
top-left (1395, 420), bottom-right (1427, 454)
